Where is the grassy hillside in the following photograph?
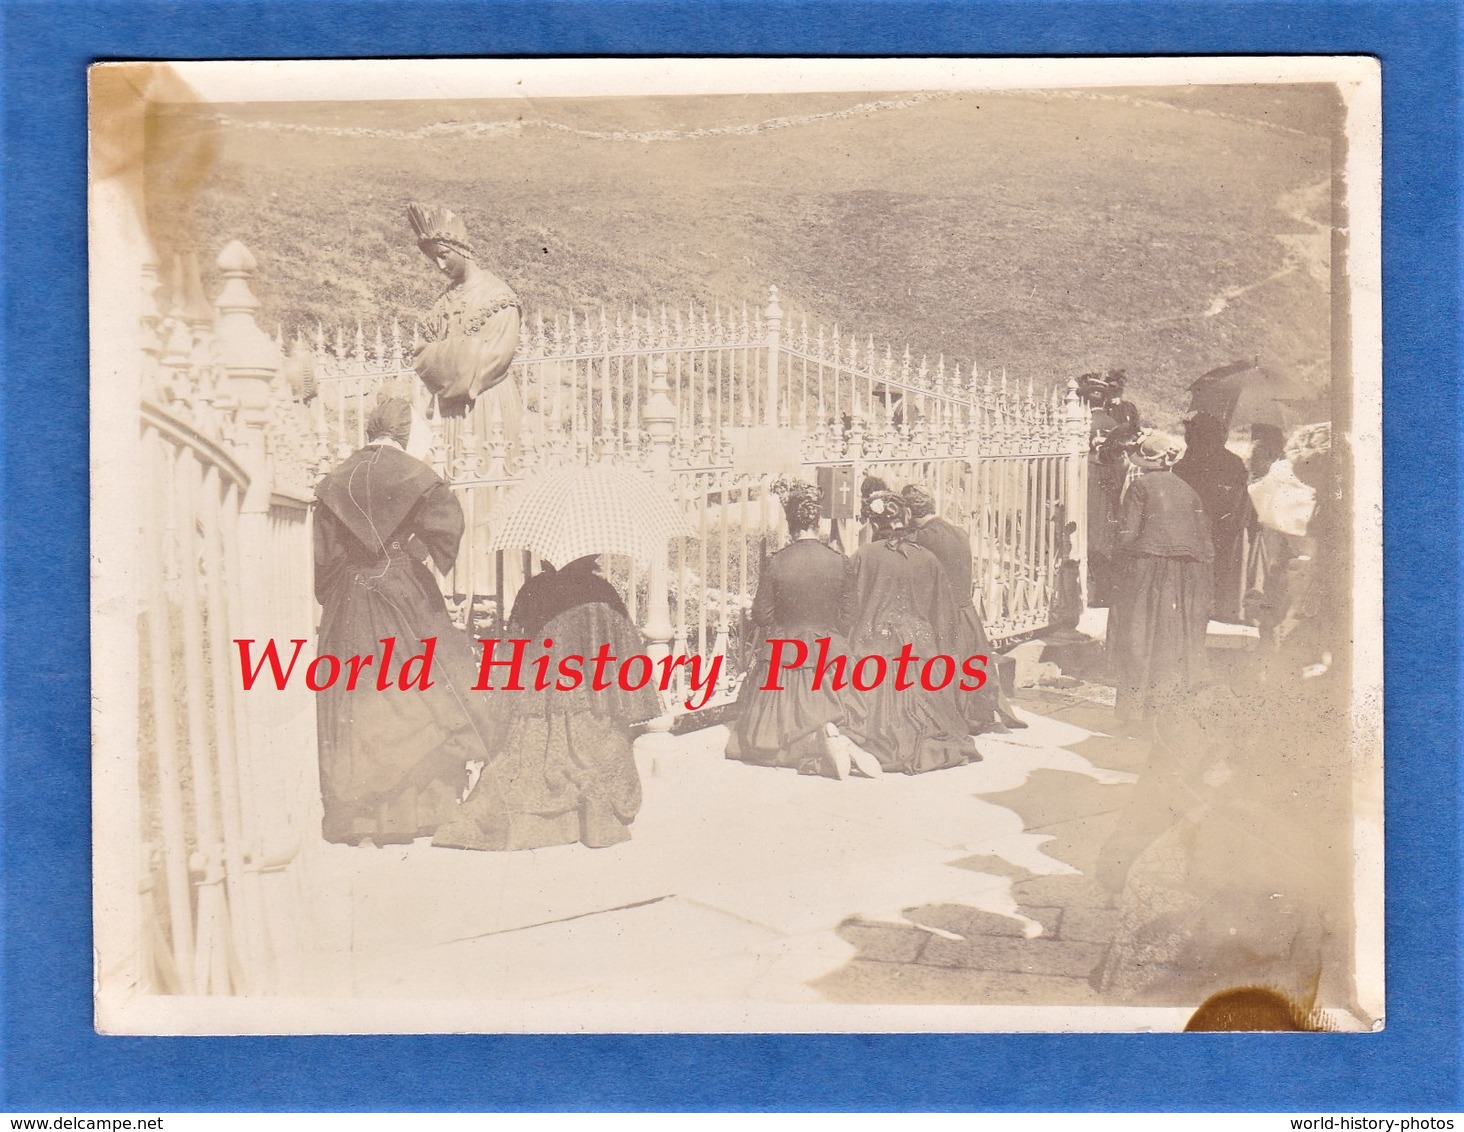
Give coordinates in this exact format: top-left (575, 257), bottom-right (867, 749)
top-left (145, 85), bottom-right (1339, 428)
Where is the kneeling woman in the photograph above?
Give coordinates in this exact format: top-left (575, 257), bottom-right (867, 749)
top-left (726, 480), bottom-right (879, 778)
top-left (841, 492), bottom-right (979, 774)
top-left (434, 556), bottom-right (661, 850)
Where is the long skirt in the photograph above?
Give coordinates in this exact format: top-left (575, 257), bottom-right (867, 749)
top-left (726, 631), bottom-right (854, 774)
top-left (952, 603), bottom-right (1020, 733)
top-left (1211, 521), bottom-right (1246, 624)
top-left (841, 621), bottom-right (978, 776)
top-left (1107, 554), bottom-right (1212, 721)
top-left (1086, 463), bottom-right (1124, 607)
top-left (433, 710), bottom-right (642, 850)
top-left (316, 555), bottom-right (498, 846)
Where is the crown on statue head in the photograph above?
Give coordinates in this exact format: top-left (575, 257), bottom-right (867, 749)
top-left (407, 202), bottom-right (475, 260)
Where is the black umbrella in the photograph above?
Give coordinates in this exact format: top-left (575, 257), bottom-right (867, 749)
top-left (1188, 358), bottom-right (1325, 431)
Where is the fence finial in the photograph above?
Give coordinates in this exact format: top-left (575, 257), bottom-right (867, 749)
top-left (213, 241), bottom-right (284, 473)
top-left (214, 243), bottom-right (281, 378)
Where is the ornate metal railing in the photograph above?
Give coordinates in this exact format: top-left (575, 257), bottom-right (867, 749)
top-left (134, 242), bottom-right (318, 995)
top-left (307, 287), bottom-right (1090, 686)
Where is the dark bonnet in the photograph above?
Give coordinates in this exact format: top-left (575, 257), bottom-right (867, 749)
top-left (365, 398), bottom-right (414, 447)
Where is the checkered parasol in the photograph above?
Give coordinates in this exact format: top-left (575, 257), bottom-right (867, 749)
top-left (487, 465), bottom-right (695, 568)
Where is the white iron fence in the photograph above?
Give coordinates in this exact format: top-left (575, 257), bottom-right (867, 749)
top-left (304, 286), bottom-right (1090, 706)
top-left (135, 242), bottom-right (319, 996)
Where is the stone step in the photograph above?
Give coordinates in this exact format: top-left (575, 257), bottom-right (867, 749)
top-left (1003, 607), bottom-right (1260, 689)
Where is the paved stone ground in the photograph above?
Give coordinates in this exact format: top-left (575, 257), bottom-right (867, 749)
top-left (813, 685), bottom-right (1139, 1008)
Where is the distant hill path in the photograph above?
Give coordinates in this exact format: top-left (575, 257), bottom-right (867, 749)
top-left (211, 86), bottom-right (1320, 146)
top-left (211, 91), bottom-right (958, 144)
top-left (1024, 89), bottom-right (1319, 139)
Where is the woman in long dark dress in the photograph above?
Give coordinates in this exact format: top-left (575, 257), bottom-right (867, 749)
top-left (726, 481), bottom-right (878, 777)
top-left (1106, 431), bottom-right (1215, 724)
top-left (841, 492), bottom-right (979, 774)
top-left (313, 398), bottom-right (498, 845)
top-left (1173, 412), bottom-right (1251, 623)
top-left (901, 483), bottom-right (1023, 733)
top-left (433, 555), bottom-right (661, 850)
top-left (1081, 371), bottom-right (1142, 607)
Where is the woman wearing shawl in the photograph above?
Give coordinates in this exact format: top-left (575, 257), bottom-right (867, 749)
top-left (900, 483), bottom-right (1024, 734)
top-left (841, 492), bottom-right (979, 774)
top-left (313, 398), bottom-right (498, 846)
top-left (725, 479), bottom-right (879, 778)
top-left (1106, 430), bottom-right (1215, 724)
top-left (433, 555), bottom-right (660, 850)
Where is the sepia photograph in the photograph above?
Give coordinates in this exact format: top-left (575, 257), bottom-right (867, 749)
top-left (89, 57), bottom-right (1382, 1036)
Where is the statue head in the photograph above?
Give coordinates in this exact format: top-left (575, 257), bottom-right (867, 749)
top-left (407, 202), bottom-right (476, 280)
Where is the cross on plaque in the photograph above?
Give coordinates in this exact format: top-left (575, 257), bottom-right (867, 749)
top-left (838, 479), bottom-right (851, 506)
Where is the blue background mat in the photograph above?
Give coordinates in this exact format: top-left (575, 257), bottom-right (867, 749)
top-left (4, 0), bottom-right (1459, 1112)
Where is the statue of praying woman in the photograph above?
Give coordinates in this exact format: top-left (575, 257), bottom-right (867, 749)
top-left (407, 202), bottom-right (523, 425)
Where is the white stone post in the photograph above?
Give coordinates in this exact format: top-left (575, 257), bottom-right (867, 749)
top-left (212, 240), bottom-right (284, 902)
top-left (635, 354), bottom-right (679, 772)
top-left (215, 241), bottom-right (283, 479)
top-left (214, 241), bottom-right (282, 629)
